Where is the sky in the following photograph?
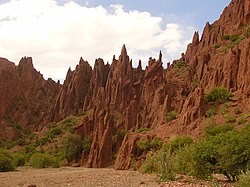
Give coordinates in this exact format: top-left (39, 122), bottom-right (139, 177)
top-left (0, 0), bottom-right (231, 81)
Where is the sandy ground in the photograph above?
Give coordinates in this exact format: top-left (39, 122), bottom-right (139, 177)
top-left (0, 167), bottom-right (160, 187)
top-left (0, 167), bottom-right (234, 187)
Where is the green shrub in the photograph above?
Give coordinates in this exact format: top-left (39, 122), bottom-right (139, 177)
top-left (77, 109), bottom-right (86, 117)
top-left (12, 153), bottom-right (26, 167)
top-left (236, 114), bottom-right (249, 125)
top-left (165, 111), bottom-right (177, 122)
top-left (37, 136), bottom-right (49, 146)
top-left (29, 153), bottom-right (59, 168)
top-left (113, 112), bottom-right (121, 121)
top-left (61, 116), bottom-right (81, 130)
top-left (0, 149), bottom-right (16, 172)
top-left (234, 107), bottom-right (242, 114)
top-left (63, 134), bottom-right (84, 163)
top-left (214, 44), bottom-right (220, 49)
top-left (224, 114), bottom-right (235, 123)
top-left (175, 60), bottom-right (187, 69)
top-left (135, 128), bottom-right (152, 133)
top-left (204, 124), bottom-right (234, 137)
top-left (141, 147), bottom-right (175, 181)
top-left (235, 171), bottom-right (250, 187)
top-left (205, 87), bottom-right (232, 104)
top-left (16, 138), bottom-right (26, 146)
top-left (137, 139), bottom-right (150, 151)
top-left (137, 137), bottom-right (163, 152)
top-left (48, 127), bottom-right (63, 139)
top-left (119, 129), bottom-right (128, 139)
top-left (150, 137), bottom-right (163, 150)
top-left (167, 136), bottom-right (193, 153)
top-left (174, 144), bottom-right (195, 176)
top-left (205, 108), bottom-right (216, 118)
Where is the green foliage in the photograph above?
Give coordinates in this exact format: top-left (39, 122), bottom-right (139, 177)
top-left (234, 107), bottom-right (242, 114)
top-left (16, 138), bottom-right (26, 146)
top-left (141, 136), bottom-right (192, 180)
top-left (137, 139), bottom-right (150, 151)
top-left (191, 76), bottom-right (200, 89)
top-left (235, 171), bottom-right (250, 187)
top-left (167, 136), bottom-right (193, 153)
top-left (135, 128), bottom-right (152, 133)
top-left (205, 87), bottom-right (232, 104)
top-left (77, 109), bottom-right (86, 117)
top-left (11, 153), bottom-right (26, 167)
top-left (141, 147), bottom-right (175, 181)
top-left (61, 116), bottom-right (81, 130)
top-left (150, 137), bottom-right (163, 150)
top-left (0, 149), bottom-right (16, 172)
top-left (165, 111), bottom-right (177, 122)
top-left (113, 112), bottom-right (121, 121)
top-left (37, 136), bottom-right (49, 146)
top-left (142, 126), bottom-right (250, 181)
top-left (119, 129), bottom-right (128, 139)
top-left (205, 108), bottom-right (216, 118)
top-left (236, 114), bottom-right (249, 125)
top-left (224, 114), bottom-right (235, 123)
top-left (47, 127), bottom-right (63, 139)
top-left (63, 134), bottom-right (84, 163)
top-left (29, 153), bottom-right (59, 168)
top-left (214, 44), bottom-right (220, 49)
top-left (204, 124), bottom-right (234, 137)
top-left (175, 60), bottom-right (188, 69)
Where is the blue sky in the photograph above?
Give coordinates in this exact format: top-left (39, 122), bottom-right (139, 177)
top-left (0, 0), bottom-right (231, 80)
top-left (58, 0), bottom-right (231, 32)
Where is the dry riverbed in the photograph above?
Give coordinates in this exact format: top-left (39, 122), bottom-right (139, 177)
top-left (0, 167), bottom-right (159, 187)
top-left (0, 167), bottom-right (234, 187)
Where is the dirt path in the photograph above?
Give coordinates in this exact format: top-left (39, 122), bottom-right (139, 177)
top-left (0, 167), bottom-right (160, 187)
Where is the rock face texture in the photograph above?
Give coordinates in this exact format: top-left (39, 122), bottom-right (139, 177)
top-left (0, 57), bottom-right (61, 140)
top-left (0, 0), bottom-right (249, 169)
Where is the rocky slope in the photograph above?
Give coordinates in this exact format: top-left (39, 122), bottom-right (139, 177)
top-left (0, 57), bottom-right (61, 140)
top-left (0, 0), bottom-right (249, 170)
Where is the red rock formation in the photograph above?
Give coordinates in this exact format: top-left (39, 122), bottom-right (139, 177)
top-left (0, 57), bottom-right (60, 140)
top-left (0, 0), bottom-right (249, 170)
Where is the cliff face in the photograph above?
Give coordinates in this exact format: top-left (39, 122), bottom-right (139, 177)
top-left (0, 57), bottom-right (61, 140)
top-left (0, 0), bottom-right (249, 169)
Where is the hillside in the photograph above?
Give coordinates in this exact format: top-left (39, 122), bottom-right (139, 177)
top-left (0, 0), bottom-right (249, 181)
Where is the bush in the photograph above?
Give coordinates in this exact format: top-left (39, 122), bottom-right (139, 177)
top-left (165, 111), bottom-right (177, 122)
top-left (167, 136), bottom-right (193, 153)
top-left (63, 134), bottom-right (84, 163)
top-left (234, 107), bottom-right (242, 114)
top-left (205, 87), bottom-right (232, 104)
top-left (12, 153), bottom-right (26, 167)
top-left (135, 128), bottom-right (152, 133)
top-left (29, 153), bottom-right (59, 168)
top-left (119, 129), bottom-right (128, 139)
top-left (236, 114), bottom-right (249, 125)
top-left (224, 114), bottom-right (235, 123)
top-left (175, 60), bottom-right (188, 69)
top-left (235, 171), bottom-right (250, 187)
top-left (204, 124), bottom-right (234, 137)
top-left (0, 149), bottom-right (16, 172)
top-left (48, 127), bottom-right (63, 139)
top-left (16, 138), bottom-right (26, 146)
top-left (141, 147), bottom-right (175, 181)
top-left (137, 139), bottom-right (150, 151)
top-left (205, 108), bottom-right (216, 118)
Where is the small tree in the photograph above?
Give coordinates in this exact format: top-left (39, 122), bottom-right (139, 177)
top-left (64, 134), bottom-right (83, 163)
top-left (205, 87), bottom-right (232, 104)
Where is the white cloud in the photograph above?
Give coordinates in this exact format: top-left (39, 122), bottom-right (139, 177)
top-left (0, 0), bottom-right (195, 80)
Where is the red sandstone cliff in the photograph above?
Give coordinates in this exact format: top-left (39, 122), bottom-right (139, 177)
top-left (0, 0), bottom-right (249, 170)
top-left (0, 57), bottom-right (61, 140)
